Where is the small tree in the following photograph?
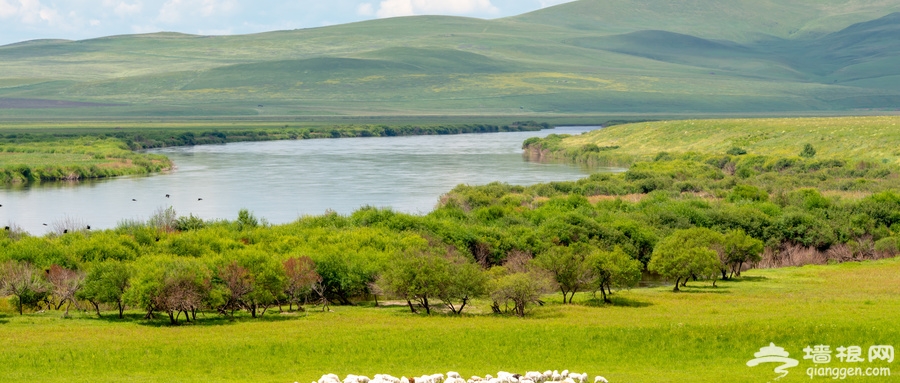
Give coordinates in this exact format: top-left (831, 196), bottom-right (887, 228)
top-left (236, 209), bottom-right (259, 231)
top-left (722, 229), bottom-right (764, 278)
top-left (78, 260), bottom-right (132, 318)
top-left (487, 252), bottom-right (553, 317)
top-left (648, 228), bottom-right (722, 292)
top-left (378, 247), bottom-right (448, 314)
top-left (534, 244), bottom-right (593, 304)
top-left (488, 269), bottom-right (552, 317)
top-left (0, 260), bottom-right (49, 315)
top-left (216, 260), bottom-right (253, 318)
top-left (47, 265), bottom-right (84, 317)
top-left (283, 256), bottom-right (321, 311)
top-left (127, 256), bottom-right (210, 324)
top-left (437, 257), bottom-right (488, 315)
top-left (800, 143), bottom-right (816, 158)
top-left (587, 246), bottom-right (642, 303)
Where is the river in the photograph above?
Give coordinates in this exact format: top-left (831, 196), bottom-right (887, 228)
top-left (1, 126), bottom-right (614, 235)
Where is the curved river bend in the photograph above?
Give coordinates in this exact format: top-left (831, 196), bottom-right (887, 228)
top-left (1, 127), bottom-right (613, 234)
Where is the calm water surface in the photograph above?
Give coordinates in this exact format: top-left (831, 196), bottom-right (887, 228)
top-left (1, 127), bottom-right (613, 234)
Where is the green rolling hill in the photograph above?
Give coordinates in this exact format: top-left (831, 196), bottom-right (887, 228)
top-left (1, 0), bottom-right (899, 118)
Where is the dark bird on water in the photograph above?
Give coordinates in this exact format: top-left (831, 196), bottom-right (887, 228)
top-left (86, 225), bottom-right (91, 230)
top-left (198, 198), bottom-right (203, 201)
top-left (132, 199), bottom-right (137, 201)
top-left (42, 223), bottom-right (48, 226)
top-left (63, 229), bottom-right (68, 234)
top-left (166, 194), bottom-right (170, 198)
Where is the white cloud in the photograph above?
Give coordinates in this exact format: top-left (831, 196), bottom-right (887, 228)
top-left (375, 0), bottom-right (498, 18)
top-left (107, 1), bottom-right (143, 17)
top-left (90, 19), bottom-right (101, 26)
top-left (17, 0), bottom-right (44, 24)
top-left (356, 2), bottom-right (374, 16)
top-left (158, 0), bottom-right (237, 24)
top-left (0, 0), bottom-right (17, 19)
top-left (2, 0), bottom-right (74, 27)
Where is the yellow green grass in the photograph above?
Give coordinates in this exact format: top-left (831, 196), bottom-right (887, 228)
top-left (0, 136), bottom-right (171, 182)
top-left (2, 258), bottom-right (898, 383)
top-left (561, 116), bottom-right (900, 164)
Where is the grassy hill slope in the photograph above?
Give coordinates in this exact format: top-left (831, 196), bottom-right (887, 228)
top-left (556, 116), bottom-right (900, 163)
top-left (1, 0), bottom-right (900, 117)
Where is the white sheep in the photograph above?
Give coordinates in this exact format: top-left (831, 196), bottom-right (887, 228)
top-left (524, 371), bottom-right (543, 383)
top-left (447, 372), bottom-right (462, 379)
top-left (567, 373), bottom-right (587, 383)
top-left (593, 377), bottom-right (608, 383)
top-left (319, 374), bottom-right (341, 383)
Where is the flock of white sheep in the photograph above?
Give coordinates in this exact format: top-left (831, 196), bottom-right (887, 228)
top-left (310, 370), bottom-right (608, 383)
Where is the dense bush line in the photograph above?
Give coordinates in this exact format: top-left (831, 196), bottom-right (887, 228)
top-left (3, 148), bottom-right (900, 321)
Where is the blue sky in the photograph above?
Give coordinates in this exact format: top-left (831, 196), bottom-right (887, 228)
top-left (0, 0), bottom-right (576, 45)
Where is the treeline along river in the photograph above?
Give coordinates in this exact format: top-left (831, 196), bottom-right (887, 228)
top-left (0, 127), bottom-right (613, 235)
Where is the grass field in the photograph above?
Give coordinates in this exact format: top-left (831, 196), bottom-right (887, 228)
top-left (2, 258), bottom-right (897, 383)
top-left (554, 116), bottom-right (900, 165)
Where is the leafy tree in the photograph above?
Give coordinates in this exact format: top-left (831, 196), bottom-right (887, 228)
top-left (488, 268), bottom-right (552, 317)
top-left (237, 209), bottom-right (259, 231)
top-left (587, 246), bottom-right (642, 303)
top-left (127, 256), bottom-right (210, 324)
top-left (722, 229), bottom-right (764, 278)
top-left (225, 249), bottom-right (286, 318)
top-left (78, 260), bottom-right (132, 318)
top-left (282, 256), bottom-right (321, 311)
top-left (648, 228), bottom-right (723, 291)
top-left (533, 244), bottom-right (592, 304)
top-left (487, 252), bottom-right (552, 317)
top-left (214, 260), bottom-right (252, 318)
top-left (436, 255), bottom-right (488, 315)
top-left (378, 247), bottom-right (450, 314)
top-left (0, 260), bottom-right (49, 315)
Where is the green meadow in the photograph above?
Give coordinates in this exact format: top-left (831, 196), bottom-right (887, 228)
top-left (2, 258), bottom-right (897, 383)
top-left (535, 116), bottom-right (900, 166)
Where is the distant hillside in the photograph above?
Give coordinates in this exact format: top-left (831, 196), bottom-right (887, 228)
top-left (1, 0), bottom-right (899, 118)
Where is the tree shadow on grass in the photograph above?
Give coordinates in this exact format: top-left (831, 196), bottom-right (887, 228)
top-left (0, 313), bottom-right (8, 324)
top-left (85, 310), bottom-right (308, 327)
top-left (723, 276), bottom-right (769, 283)
top-left (582, 296), bottom-right (652, 308)
top-left (677, 285), bottom-right (733, 294)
